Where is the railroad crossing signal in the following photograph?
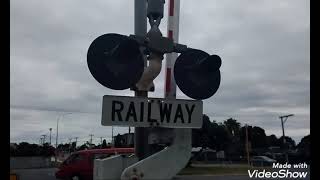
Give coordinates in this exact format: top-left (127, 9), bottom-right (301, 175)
top-left (87, 33), bottom-right (222, 99)
top-left (88, 0), bottom-right (222, 179)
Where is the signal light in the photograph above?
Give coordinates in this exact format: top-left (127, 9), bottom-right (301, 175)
top-left (87, 33), bottom-right (144, 90)
top-left (174, 49), bottom-right (221, 100)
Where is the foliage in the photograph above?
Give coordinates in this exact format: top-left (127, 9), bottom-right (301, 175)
top-left (296, 134), bottom-right (310, 163)
top-left (191, 114), bottom-right (304, 160)
top-left (10, 142), bottom-right (55, 157)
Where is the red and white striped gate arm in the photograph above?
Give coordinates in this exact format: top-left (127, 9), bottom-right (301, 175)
top-left (165, 0), bottom-right (180, 98)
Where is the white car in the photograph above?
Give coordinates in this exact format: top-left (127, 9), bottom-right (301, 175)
top-left (251, 156), bottom-right (277, 166)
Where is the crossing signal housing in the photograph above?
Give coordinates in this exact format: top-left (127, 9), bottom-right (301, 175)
top-left (87, 33), bottom-right (145, 90)
top-left (174, 49), bottom-right (221, 100)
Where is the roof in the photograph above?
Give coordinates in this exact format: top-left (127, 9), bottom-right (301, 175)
top-left (76, 147), bottom-right (134, 154)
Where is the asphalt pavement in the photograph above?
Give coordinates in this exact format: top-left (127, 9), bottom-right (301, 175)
top-left (174, 175), bottom-right (249, 180)
top-left (11, 168), bottom-right (57, 180)
top-left (11, 167), bottom-right (310, 180)
top-left (11, 168), bottom-right (248, 180)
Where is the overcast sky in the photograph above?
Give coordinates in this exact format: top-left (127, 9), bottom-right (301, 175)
top-left (10, 0), bottom-right (309, 145)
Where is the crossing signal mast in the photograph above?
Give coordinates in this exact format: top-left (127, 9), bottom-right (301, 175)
top-left (87, 3), bottom-right (221, 98)
top-left (87, 0), bottom-right (222, 179)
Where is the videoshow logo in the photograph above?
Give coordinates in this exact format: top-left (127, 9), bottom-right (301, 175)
top-left (248, 163), bottom-right (308, 179)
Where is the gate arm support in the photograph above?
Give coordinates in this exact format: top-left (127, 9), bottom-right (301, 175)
top-left (121, 129), bottom-right (191, 180)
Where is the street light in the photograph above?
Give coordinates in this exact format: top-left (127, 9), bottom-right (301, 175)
top-left (49, 128), bottom-right (52, 145)
top-left (55, 112), bottom-right (72, 163)
top-left (279, 114), bottom-right (294, 163)
top-left (55, 112), bottom-right (72, 148)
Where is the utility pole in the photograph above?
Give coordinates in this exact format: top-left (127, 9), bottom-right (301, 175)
top-left (89, 134), bottom-right (94, 148)
top-left (49, 128), bottom-right (52, 145)
top-left (245, 124), bottom-right (250, 166)
top-left (68, 138), bottom-right (73, 153)
top-left (39, 137), bottom-right (43, 145)
top-left (279, 114), bottom-right (294, 163)
top-left (75, 137), bottom-right (78, 148)
top-left (55, 112), bottom-right (72, 163)
top-left (55, 113), bottom-right (72, 148)
top-left (41, 135), bottom-right (47, 145)
top-left (111, 126), bottom-right (114, 147)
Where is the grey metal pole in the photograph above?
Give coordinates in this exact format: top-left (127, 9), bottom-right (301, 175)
top-left (41, 135), bottom-right (47, 145)
top-left (49, 128), bottom-right (52, 145)
top-left (55, 113), bottom-right (72, 163)
top-left (281, 117), bottom-right (286, 144)
top-left (89, 134), bottom-right (94, 148)
top-left (111, 126), bottom-right (114, 147)
top-left (134, 0), bottom-right (149, 161)
top-left (75, 137), bottom-right (78, 149)
top-left (245, 124), bottom-right (250, 166)
top-left (280, 117), bottom-right (288, 163)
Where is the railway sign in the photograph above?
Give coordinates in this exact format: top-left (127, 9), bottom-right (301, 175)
top-left (101, 95), bottom-right (203, 128)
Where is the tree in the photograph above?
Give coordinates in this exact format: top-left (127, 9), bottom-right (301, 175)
top-left (102, 139), bottom-right (107, 148)
top-left (77, 143), bottom-right (89, 151)
top-left (296, 134), bottom-right (310, 163)
top-left (57, 143), bottom-right (70, 152)
top-left (251, 126), bottom-right (267, 148)
top-left (40, 143), bottom-right (55, 157)
top-left (11, 142), bottom-right (55, 157)
top-left (278, 136), bottom-right (296, 149)
top-left (15, 142), bottom-right (41, 156)
top-left (192, 115), bottom-right (235, 151)
top-left (266, 134), bottom-right (279, 147)
top-left (224, 118), bottom-right (241, 137)
top-left (114, 134), bottom-right (123, 147)
top-left (210, 123), bottom-right (230, 150)
top-left (69, 142), bottom-right (77, 152)
top-left (222, 118), bottom-right (242, 159)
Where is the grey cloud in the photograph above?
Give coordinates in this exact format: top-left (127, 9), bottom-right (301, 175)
top-left (10, 0), bottom-right (309, 144)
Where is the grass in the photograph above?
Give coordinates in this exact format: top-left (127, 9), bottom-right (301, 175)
top-left (178, 166), bottom-right (273, 175)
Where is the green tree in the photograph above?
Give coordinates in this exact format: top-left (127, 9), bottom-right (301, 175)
top-left (224, 118), bottom-right (241, 137)
top-left (278, 136), bottom-right (296, 149)
top-left (100, 139), bottom-right (107, 148)
top-left (251, 126), bottom-right (267, 148)
top-left (297, 134), bottom-right (310, 163)
top-left (192, 114), bottom-right (211, 148)
top-left (16, 142), bottom-right (41, 156)
top-left (77, 143), bottom-right (89, 151)
top-left (266, 134), bottom-right (279, 147)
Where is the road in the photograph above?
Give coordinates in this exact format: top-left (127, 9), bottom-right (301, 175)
top-left (174, 175), bottom-right (248, 180)
top-left (11, 169), bottom-right (248, 180)
top-left (11, 168), bottom-right (57, 180)
top-left (11, 167), bottom-right (310, 180)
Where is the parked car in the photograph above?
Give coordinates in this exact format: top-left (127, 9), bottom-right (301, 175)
top-left (250, 156), bottom-right (276, 167)
top-left (55, 148), bottom-right (134, 180)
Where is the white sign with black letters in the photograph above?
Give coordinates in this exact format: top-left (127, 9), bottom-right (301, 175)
top-left (101, 95), bottom-right (203, 128)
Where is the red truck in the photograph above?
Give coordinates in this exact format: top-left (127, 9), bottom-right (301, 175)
top-left (55, 148), bottom-right (134, 180)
